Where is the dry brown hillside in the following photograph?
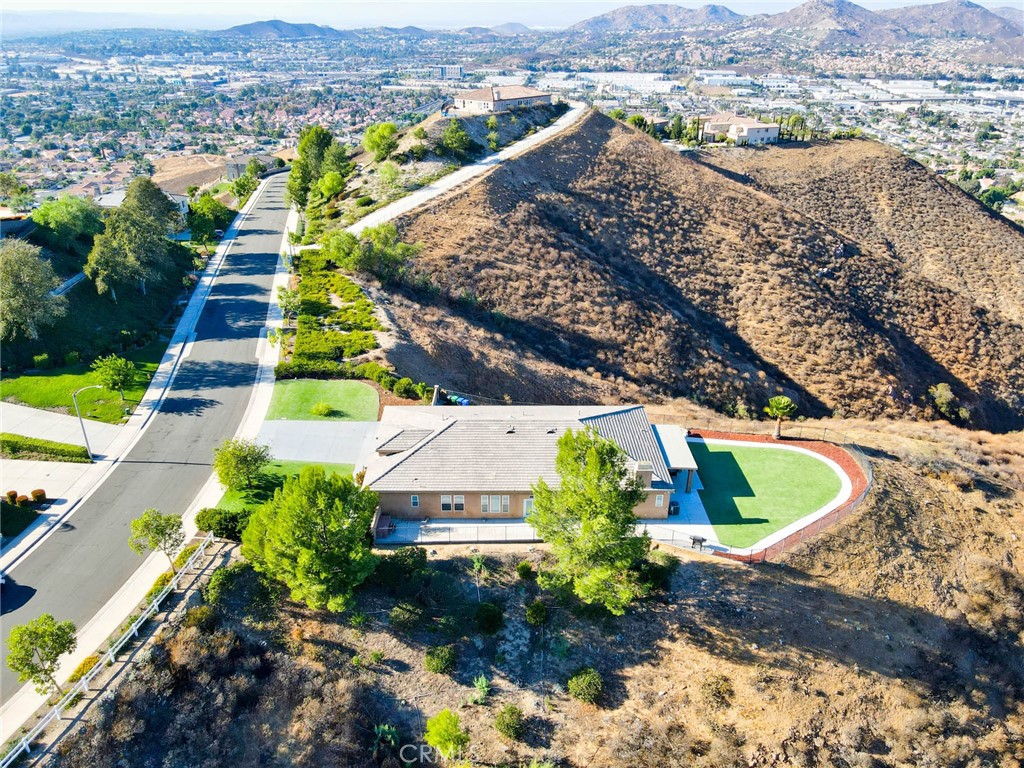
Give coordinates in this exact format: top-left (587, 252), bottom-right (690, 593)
top-left (388, 111), bottom-right (1024, 431)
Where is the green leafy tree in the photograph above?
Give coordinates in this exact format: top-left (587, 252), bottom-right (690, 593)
top-left (286, 157), bottom-right (313, 208)
top-left (129, 508), bottom-right (185, 573)
top-left (187, 193), bottom-right (232, 247)
top-left (6, 614), bottom-right (77, 696)
top-left (241, 465), bottom-right (379, 612)
top-left (377, 160), bottom-right (400, 188)
top-left (213, 437), bottom-right (271, 490)
top-left (30, 196), bottom-right (103, 250)
top-left (441, 119), bottom-right (472, 158)
top-left (607, 108), bottom-right (627, 121)
top-left (626, 114), bottom-right (648, 132)
top-left (764, 395), bottom-right (798, 439)
top-left (276, 286), bottom-right (301, 319)
top-left (231, 173), bottom-right (259, 205)
top-left (669, 114), bottom-right (684, 141)
top-left (362, 122), bottom-right (399, 161)
top-left (297, 125), bottom-right (334, 179)
top-left (90, 354), bottom-right (137, 399)
top-left (246, 158), bottom-right (267, 177)
top-left (528, 428), bottom-right (649, 615)
top-left (122, 177), bottom-right (180, 231)
top-left (423, 709), bottom-right (470, 762)
top-left (317, 170), bottom-right (346, 199)
top-left (86, 202), bottom-right (174, 299)
top-left (321, 143), bottom-right (353, 178)
top-left (0, 239), bottom-right (67, 341)
top-left (0, 170), bottom-right (29, 200)
top-left (485, 115), bottom-right (499, 131)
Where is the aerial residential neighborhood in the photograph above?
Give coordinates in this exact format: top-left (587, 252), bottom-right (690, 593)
top-left (0, 1), bottom-right (1022, 767)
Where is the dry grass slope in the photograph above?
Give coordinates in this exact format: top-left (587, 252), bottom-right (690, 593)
top-left (389, 112), bottom-right (1024, 431)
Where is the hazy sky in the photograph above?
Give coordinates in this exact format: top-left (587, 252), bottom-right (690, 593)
top-left (1, 0), bottom-right (1016, 31)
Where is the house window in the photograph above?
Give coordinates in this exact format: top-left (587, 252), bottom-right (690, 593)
top-left (441, 495), bottom-right (452, 512)
top-left (481, 495), bottom-right (489, 513)
top-left (411, 495), bottom-right (419, 509)
top-left (501, 495), bottom-right (510, 513)
top-left (453, 495), bottom-right (465, 512)
top-left (655, 494), bottom-right (665, 508)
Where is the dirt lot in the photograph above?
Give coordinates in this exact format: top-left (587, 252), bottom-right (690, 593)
top-left (152, 154), bottom-right (227, 196)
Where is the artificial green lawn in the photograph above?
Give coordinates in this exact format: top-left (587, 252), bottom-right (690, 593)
top-left (266, 379), bottom-right (379, 422)
top-left (689, 440), bottom-right (844, 549)
top-left (216, 460), bottom-right (356, 513)
top-left (0, 340), bottom-right (168, 424)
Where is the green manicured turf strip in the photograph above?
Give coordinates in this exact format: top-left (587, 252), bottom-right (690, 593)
top-left (266, 379), bottom-right (379, 422)
top-left (0, 340), bottom-right (168, 425)
top-left (690, 440), bottom-right (843, 549)
top-left (0, 433), bottom-right (91, 463)
top-left (216, 461), bottom-right (356, 513)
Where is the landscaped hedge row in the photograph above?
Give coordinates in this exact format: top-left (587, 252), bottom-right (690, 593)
top-left (0, 433), bottom-right (91, 463)
top-left (274, 358), bottom-right (432, 403)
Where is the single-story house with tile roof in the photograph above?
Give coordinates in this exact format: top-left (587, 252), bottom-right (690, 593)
top-left (452, 85), bottom-right (553, 114)
top-left (362, 405), bottom-right (697, 521)
top-left (699, 112), bottom-right (779, 145)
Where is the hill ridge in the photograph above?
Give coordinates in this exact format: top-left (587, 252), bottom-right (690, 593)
top-left (387, 111), bottom-right (1024, 432)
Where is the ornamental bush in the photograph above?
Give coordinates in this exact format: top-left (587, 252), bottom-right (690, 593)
top-left (195, 506), bottom-right (252, 541)
top-left (567, 667), bottom-right (603, 704)
top-left (516, 560), bottom-right (535, 580)
top-left (424, 644), bottom-right (456, 675)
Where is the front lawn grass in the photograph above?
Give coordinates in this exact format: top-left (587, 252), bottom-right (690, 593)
top-left (1, 500), bottom-right (39, 538)
top-left (690, 440), bottom-right (844, 549)
top-left (0, 340), bottom-right (168, 424)
top-left (266, 379), bottom-right (379, 422)
top-left (216, 460), bottom-right (355, 513)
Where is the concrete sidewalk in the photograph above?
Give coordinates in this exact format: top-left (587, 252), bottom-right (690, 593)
top-left (0, 402), bottom-right (122, 455)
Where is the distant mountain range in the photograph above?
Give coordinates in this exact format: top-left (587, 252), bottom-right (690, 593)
top-left (991, 5), bottom-right (1024, 29)
top-left (569, 3), bottom-right (742, 33)
top-left (215, 20), bottom-right (357, 40)
top-left (566, 0), bottom-right (1021, 48)
top-left (879, 0), bottom-right (1021, 40)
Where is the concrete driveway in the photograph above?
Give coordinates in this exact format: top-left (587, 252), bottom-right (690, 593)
top-left (257, 420), bottom-right (377, 467)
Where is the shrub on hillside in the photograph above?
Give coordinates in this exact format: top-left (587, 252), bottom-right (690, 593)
top-left (494, 704), bottom-right (526, 740)
top-left (144, 572), bottom-right (173, 604)
top-left (424, 644), bottom-right (457, 675)
top-left (182, 604), bottom-right (216, 631)
top-left (173, 544), bottom-right (200, 571)
top-left (393, 377), bottom-right (418, 399)
top-left (636, 549), bottom-right (679, 591)
top-left (476, 602), bottom-right (504, 635)
top-left (371, 546), bottom-right (428, 588)
top-left (567, 667), bottom-right (603, 704)
top-left (526, 599), bottom-right (548, 626)
top-left (32, 353), bottom-right (51, 369)
top-left (389, 602), bottom-right (423, 633)
top-left (67, 654), bottom-right (102, 684)
top-left (517, 560), bottom-right (535, 580)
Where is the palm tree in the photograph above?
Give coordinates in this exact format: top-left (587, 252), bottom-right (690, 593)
top-left (764, 396), bottom-right (798, 439)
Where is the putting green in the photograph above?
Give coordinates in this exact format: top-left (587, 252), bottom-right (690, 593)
top-left (689, 440), bottom-right (844, 549)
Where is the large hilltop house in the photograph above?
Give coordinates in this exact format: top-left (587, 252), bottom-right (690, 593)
top-left (699, 112), bottom-right (780, 146)
top-left (452, 85), bottom-right (553, 114)
top-left (362, 405), bottom-right (697, 521)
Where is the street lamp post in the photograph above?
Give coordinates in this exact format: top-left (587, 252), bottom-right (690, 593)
top-left (72, 384), bottom-right (104, 462)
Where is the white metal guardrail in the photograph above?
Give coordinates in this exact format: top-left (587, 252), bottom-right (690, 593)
top-left (0, 532), bottom-right (216, 767)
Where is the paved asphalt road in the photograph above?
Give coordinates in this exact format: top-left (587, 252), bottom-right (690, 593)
top-left (0, 174), bottom-right (289, 702)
